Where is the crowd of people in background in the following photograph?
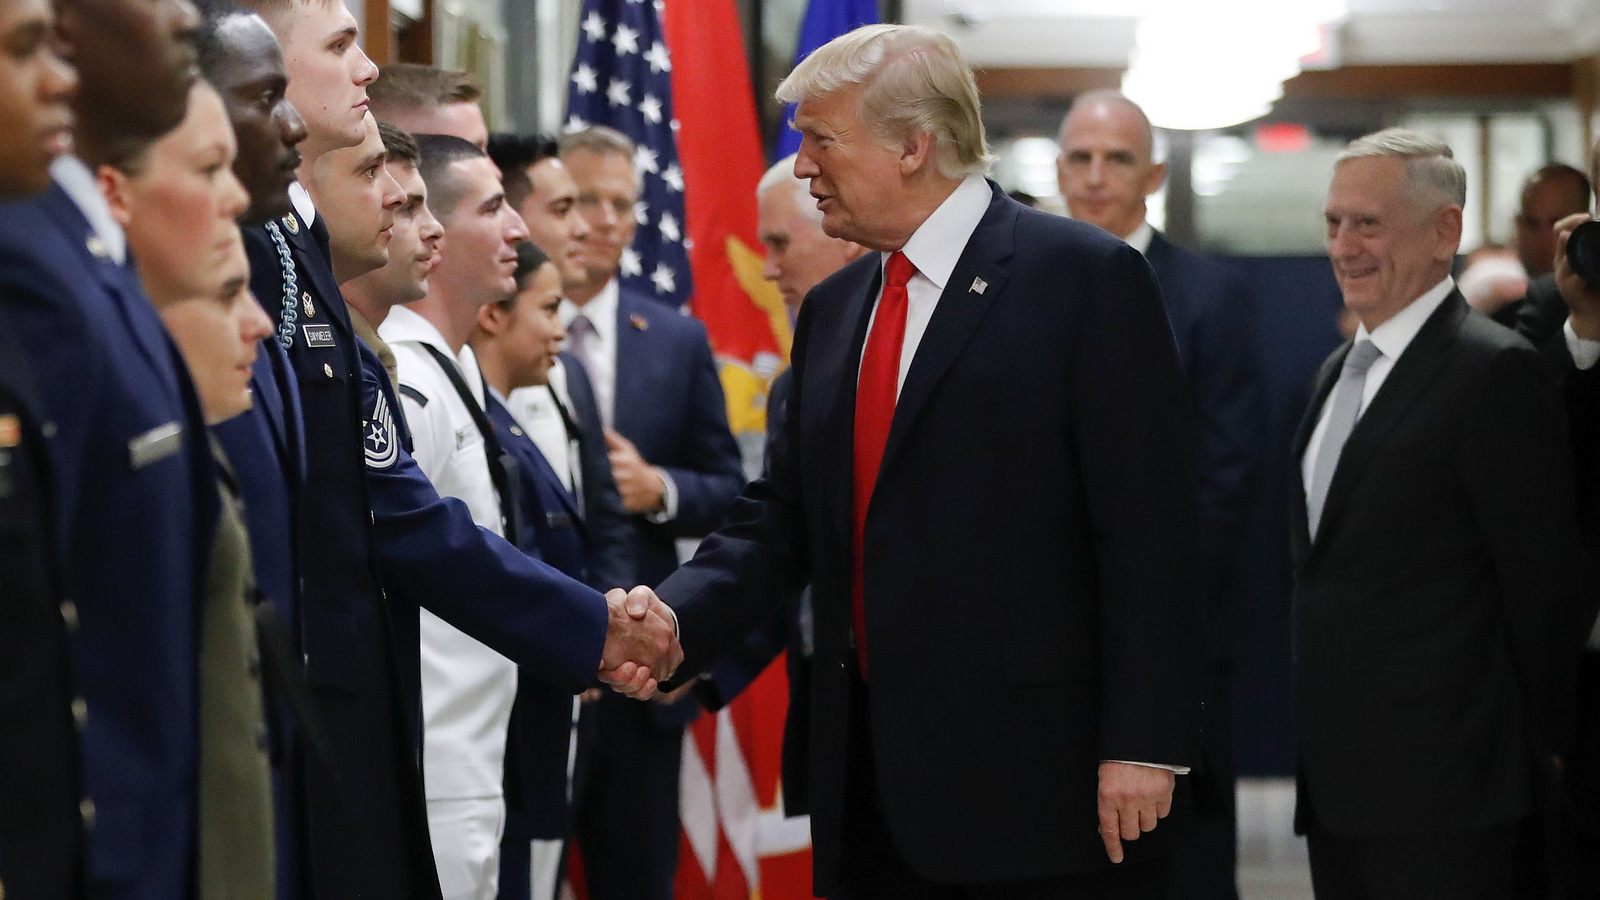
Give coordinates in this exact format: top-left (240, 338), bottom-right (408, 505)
top-left (3, 1), bottom-right (1600, 900)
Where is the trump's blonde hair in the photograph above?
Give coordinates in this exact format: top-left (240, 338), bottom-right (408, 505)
top-left (776, 24), bottom-right (993, 180)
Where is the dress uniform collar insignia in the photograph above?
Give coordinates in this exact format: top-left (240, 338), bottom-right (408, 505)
top-left (282, 212), bottom-right (300, 235)
top-left (85, 235), bottom-right (109, 261)
top-left (630, 313), bottom-right (649, 331)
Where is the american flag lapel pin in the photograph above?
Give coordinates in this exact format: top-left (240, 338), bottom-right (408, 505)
top-left (970, 277), bottom-right (988, 295)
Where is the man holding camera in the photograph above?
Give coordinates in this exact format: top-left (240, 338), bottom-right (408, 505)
top-left (1534, 146), bottom-right (1600, 894)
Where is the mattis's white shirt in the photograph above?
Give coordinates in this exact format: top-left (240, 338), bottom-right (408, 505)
top-left (1300, 276), bottom-right (1455, 494)
top-left (380, 304), bottom-right (518, 802)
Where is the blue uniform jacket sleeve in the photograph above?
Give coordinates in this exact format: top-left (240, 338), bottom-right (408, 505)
top-left (357, 342), bottom-right (609, 693)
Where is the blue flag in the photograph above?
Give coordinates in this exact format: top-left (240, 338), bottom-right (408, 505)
top-left (566, 0), bottom-right (692, 308)
top-left (773, 0), bottom-right (880, 161)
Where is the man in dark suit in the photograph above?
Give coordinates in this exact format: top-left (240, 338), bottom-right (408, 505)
top-left (558, 125), bottom-right (745, 900)
top-left (487, 131), bottom-right (633, 593)
top-left (1524, 148), bottom-right (1600, 897)
top-left (616, 24), bottom-right (1204, 898)
top-left (0, 4), bottom-right (81, 894)
top-left (1293, 128), bottom-right (1592, 899)
top-left (1057, 91), bottom-right (1263, 900)
top-left (0, 0), bottom-right (218, 896)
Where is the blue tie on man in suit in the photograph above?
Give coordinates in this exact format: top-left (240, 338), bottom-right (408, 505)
top-left (1058, 92), bottom-right (1264, 900)
top-left (559, 127), bottom-right (746, 900)
top-left (624, 25), bottom-right (1205, 899)
top-left (0, 1), bottom-right (220, 894)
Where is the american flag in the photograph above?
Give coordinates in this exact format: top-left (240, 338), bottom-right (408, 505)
top-left (565, 0), bottom-right (692, 308)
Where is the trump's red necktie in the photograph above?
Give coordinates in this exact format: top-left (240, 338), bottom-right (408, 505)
top-left (851, 250), bottom-right (915, 680)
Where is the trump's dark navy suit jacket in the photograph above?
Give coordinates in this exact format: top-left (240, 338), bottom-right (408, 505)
top-left (658, 182), bottom-right (1205, 892)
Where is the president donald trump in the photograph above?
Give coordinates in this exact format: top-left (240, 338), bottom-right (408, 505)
top-left (612, 24), bottom-right (1204, 898)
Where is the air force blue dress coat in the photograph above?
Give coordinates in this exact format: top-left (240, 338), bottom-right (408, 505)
top-left (656, 184), bottom-right (1205, 892)
top-left (244, 207), bottom-right (610, 899)
top-left (0, 182), bottom-right (216, 900)
top-left (243, 213), bottom-right (439, 900)
top-left (0, 301), bottom-right (83, 900)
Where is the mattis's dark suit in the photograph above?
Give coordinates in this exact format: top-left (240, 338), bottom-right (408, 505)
top-left (657, 184), bottom-right (1204, 894)
top-left (0, 301), bottom-right (83, 900)
top-left (572, 289), bottom-right (744, 900)
top-left (0, 181), bottom-right (217, 900)
top-left (1290, 292), bottom-right (1592, 896)
top-left (1144, 231), bottom-right (1263, 900)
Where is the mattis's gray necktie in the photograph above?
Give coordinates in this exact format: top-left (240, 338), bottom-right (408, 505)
top-left (566, 314), bottom-right (598, 382)
top-left (1307, 339), bottom-right (1384, 540)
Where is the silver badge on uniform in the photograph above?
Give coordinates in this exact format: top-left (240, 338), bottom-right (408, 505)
top-left (364, 391), bottom-right (398, 469)
top-left (128, 421), bottom-right (183, 469)
top-left (303, 293), bottom-right (316, 318)
top-left (283, 212), bottom-right (300, 235)
top-left (303, 324), bottom-right (335, 348)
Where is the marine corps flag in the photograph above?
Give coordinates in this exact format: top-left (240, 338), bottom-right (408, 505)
top-left (660, 0), bottom-right (812, 898)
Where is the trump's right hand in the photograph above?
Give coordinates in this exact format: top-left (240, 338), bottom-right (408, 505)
top-left (597, 586), bottom-right (682, 700)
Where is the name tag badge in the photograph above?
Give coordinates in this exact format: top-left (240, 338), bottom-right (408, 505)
top-left (302, 324), bottom-right (336, 349)
top-left (128, 422), bottom-right (183, 469)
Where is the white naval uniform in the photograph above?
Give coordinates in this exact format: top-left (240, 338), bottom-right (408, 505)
top-left (381, 305), bottom-right (516, 900)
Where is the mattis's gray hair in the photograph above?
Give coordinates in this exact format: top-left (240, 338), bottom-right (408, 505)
top-left (1337, 127), bottom-right (1467, 211)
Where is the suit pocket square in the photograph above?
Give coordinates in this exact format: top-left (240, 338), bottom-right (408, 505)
top-left (127, 422), bottom-right (183, 470)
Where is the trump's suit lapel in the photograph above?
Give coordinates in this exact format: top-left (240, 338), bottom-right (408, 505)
top-left (1310, 292), bottom-right (1465, 554)
top-left (877, 188), bottom-right (1015, 479)
top-left (815, 257), bottom-right (882, 551)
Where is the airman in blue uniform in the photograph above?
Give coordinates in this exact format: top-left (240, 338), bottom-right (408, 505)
top-left (0, 0), bottom-right (217, 896)
top-left (0, 1), bottom-right (82, 897)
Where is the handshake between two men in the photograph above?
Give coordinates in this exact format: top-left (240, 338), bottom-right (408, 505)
top-left (597, 585), bottom-right (683, 699)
